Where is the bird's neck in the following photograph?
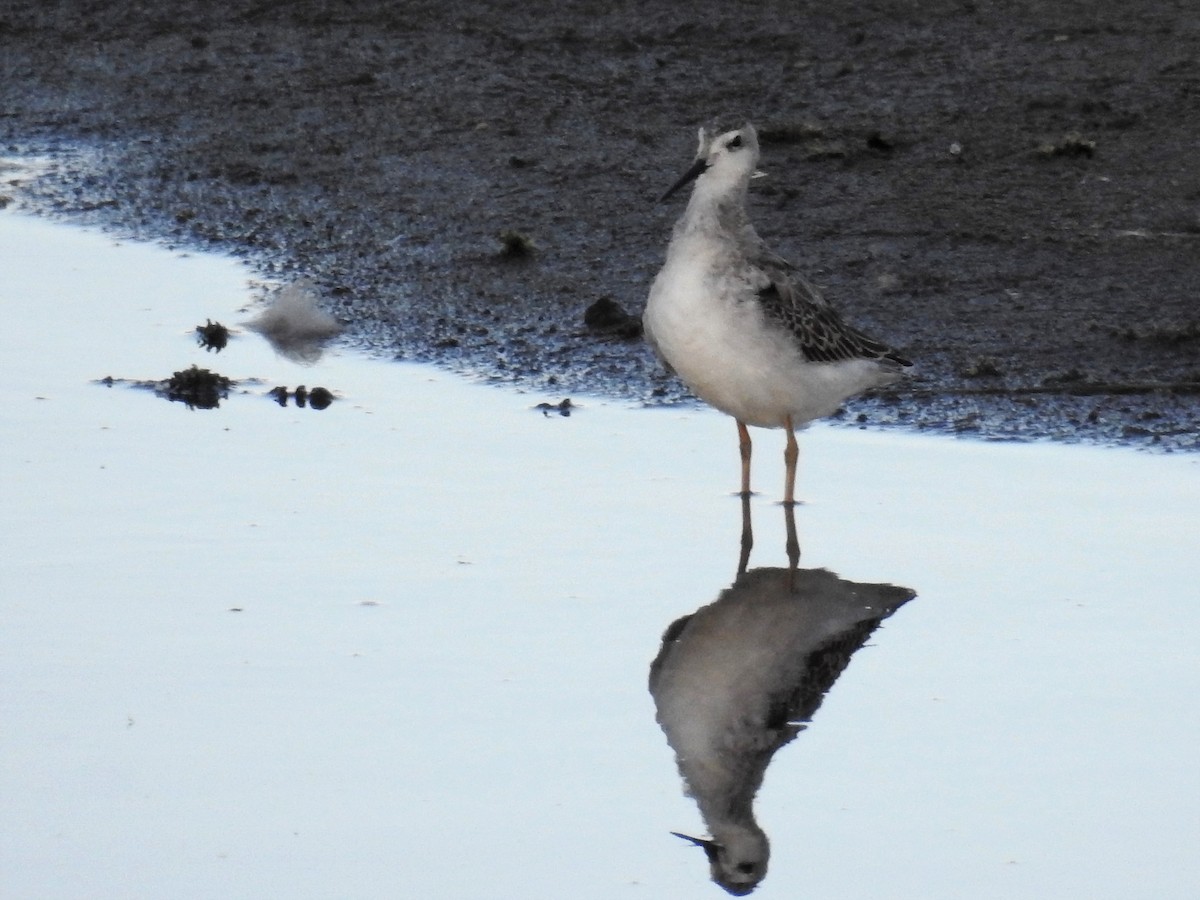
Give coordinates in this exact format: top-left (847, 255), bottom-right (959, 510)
top-left (679, 183), bottom-right (750, 237)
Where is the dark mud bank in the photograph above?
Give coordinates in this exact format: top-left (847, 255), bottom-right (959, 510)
top-left (3, 0), bottom-right (1198, 448)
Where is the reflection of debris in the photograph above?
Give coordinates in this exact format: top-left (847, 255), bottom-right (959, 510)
top-left (583, 296), bottom-right (642, 340)
top-left (195, 318), bottom-right (230, 352)
top-left (162, 365), bottom-right (234, 409)
top-left (243, 279), bottom-right (342, 364)
top-left (535, 398), bottom-right (573, 417)
top-left (267, 385), bottom-right (335, 409)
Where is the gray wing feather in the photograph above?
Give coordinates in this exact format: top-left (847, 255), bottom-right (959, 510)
top-left (745, 242), bottom-right (911, 367)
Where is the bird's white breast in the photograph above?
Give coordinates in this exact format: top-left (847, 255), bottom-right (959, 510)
top-left (647, 237), bottom-right (802, 427)
top-left (645, 233), bottom-right (898, 428)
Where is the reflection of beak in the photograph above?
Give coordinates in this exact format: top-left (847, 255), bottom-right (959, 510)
top-left (671, 831), bottom-right (720, 864)
top-left (659, 157), bottom-right (709, 202)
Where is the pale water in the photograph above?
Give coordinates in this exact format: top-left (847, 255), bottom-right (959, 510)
top-left (2, 207), bottom-right (1198, 899)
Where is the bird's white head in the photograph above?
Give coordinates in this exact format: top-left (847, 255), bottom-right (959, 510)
top-left (673, 826), bottom-right (769, 896)
top-left (660, 121), bottom-right (760, 203)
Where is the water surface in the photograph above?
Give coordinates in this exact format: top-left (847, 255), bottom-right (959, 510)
top-left (2, 211), bottom-right (1198, 899)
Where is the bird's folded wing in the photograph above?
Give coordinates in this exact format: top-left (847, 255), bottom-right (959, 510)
top-left (749, 257), bottom-right (908, 365)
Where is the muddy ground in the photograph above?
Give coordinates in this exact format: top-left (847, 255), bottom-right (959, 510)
top-left (2, 0), bottom-right (1198, 449)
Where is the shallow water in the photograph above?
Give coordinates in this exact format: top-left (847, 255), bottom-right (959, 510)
top-left (2, 209), bottom-right (1198, 899)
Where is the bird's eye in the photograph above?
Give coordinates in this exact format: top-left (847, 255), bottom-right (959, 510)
top-left (736, 862), bottom-right (756, 873)
top-left (728, 135), bottom-right (744, 150)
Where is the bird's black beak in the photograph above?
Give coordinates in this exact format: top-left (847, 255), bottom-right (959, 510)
top-left (659, 157), bottom-right (709, 202)
top-left (671, 831), bottom-right (721, 864)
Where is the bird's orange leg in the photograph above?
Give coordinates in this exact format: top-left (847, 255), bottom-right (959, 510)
top-left (736, 419), bottom-right (752, 498)
top-left (783, 415), bottom-right (799, 506)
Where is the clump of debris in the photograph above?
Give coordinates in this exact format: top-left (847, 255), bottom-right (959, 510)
top-left (267, 385), bottom-right (335, 409)
top-left (497, 229), bottom-right (537, 260)
top-left (534, 398), bottom-right (574, 417)
top-left (195, 319), bottom-right (230, 352)
top-left (1036, 131), bottom-right (1096, 159)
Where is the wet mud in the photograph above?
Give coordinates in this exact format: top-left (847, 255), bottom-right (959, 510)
top-left (3, 0), bottom-right (1198, 447)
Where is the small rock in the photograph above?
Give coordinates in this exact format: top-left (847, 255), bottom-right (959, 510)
top-left (963, 357), bottom-right (1003, 378)
top-left (583, 296), bottom-right (642, 339)
top-left (497, 230), bottom-right (536, 259)
top-left (865, 130), bottom-right (895, 152)
top-left (1036, 132), bottom-right (1096, 159)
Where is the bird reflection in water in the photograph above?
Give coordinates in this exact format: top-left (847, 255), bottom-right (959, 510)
top-left (243, 279), bottom-right (343, 364)
top-left (649, 498), bottom-right (915, 894)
